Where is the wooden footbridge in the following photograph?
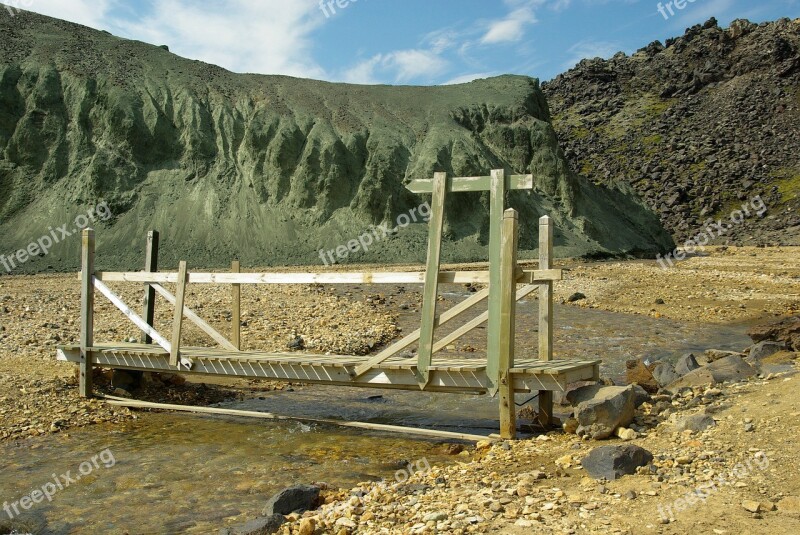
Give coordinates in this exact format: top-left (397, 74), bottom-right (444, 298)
top-left (57, 170), bottom-right (600, 440)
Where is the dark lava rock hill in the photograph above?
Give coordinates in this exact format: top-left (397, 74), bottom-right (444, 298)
top-left (0, 11), bottom-right (675, 271)
top-left (543, 17), bottom-right (800, 246)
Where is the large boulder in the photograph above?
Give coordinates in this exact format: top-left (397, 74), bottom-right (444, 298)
top-left (625, 358), bottom-right (659, 393)
top-left (570, 385), bottom-right (636, 439)
top-left (669, 355), bottom-right (755, 389)
top-left (581, 445), bottom-right (653, 480)
top-left (262, 485), bottom-right (320, 516)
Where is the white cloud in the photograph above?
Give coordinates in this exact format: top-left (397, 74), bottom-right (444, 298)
top-left (5, 0), bottom-right (113, 29)
top-left (114, 0), bottom-right (327, 78)
top-left (343, 49), bottom-right (448, 85)
top-left (16, 0), bottom-right (329, 79)
top-left (481, 5), bottom-right (538, 44)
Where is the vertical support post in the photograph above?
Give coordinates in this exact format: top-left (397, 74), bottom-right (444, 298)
top-left (486, 169), bottom-right (506, 396)
top-left (170, 261), bottom-right (189, 367)
top-left (231, 259), bottom-right (241, 351)
top-left (79, 229), bottom-right (95, 398)
top-left (416, 172), bottom-right (447, 389)
top-left (538, 215), bottom-right (554, 428)
top-left (498, 209), bottom-right (519, 439)
top-left (142, 230), bottom-right (160, 344)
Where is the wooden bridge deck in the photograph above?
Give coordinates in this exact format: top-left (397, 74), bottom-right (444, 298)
top-left (58, 343), bottom-right (600, 394)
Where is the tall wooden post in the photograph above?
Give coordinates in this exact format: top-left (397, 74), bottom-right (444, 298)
top-left (79, 229), bottom-right (95, 398)
top-left (538, 215), bottom-right (554, 428)
top-left (170, 261), bottom-right (189, 367)
top-left (498, 209), bottom-right (519, 439)
top-left (415, 172), bottom-right (447, 389)
top-left (142, 230), bottom-right (160, 344)
top-left (486, 169), bottom-right (506, 395)
top-left (231, 259), bottom-right (241, 351)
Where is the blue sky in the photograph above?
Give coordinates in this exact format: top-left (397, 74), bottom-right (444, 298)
top-left (4, 0), bottom-right (799, 83)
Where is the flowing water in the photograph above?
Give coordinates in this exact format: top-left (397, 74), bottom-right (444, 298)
top-left (0, 295), bottom-right (753, 534)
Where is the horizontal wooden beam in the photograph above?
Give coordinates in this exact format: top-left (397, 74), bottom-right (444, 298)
top-left (101, 396), bottom-right (493, 442)
top-left (406, 174), bottom-right (533, 194)
top-left (89, 269), bottom-right (561, 285)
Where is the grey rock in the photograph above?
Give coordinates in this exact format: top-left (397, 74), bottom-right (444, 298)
top-left (632, 384), bottom-right (652, 407)
top-left (568, 292), bottom-right (587, 303)
top-left (674, 353), bottom-right (701, 376)
top-left (669, 355), bottom-right (756, 388)
top-left (674, 413), bottom-right (716, 433)
top-left (262, 485), bottom-right (320, 516)
top-left (581, 445), bottom-right (654, 480)
top-left (651, 361), bottom-right (680, 387)
top-left (571, 385), bottom-right (636, 439)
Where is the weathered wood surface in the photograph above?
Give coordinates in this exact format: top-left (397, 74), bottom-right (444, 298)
top-left (406, 174), bottom-right (533, 193)
top-left (94, 279), bottom-right (172, 353)
top-left (141, 230), bottom-right (159, 344)
top-left (170, 261), bottom-right (189, 367)
top-left (79, 229), bottom-right (95, 398)
top-left (498, 209), bottom-right (519, 439)
top-left (538, 215), bottom-right (555, 428)
top-left (486, 169), bottom-right (507, 394)
top-left (102, 396), bottom-right (493, 442)
top-left (416, 172), bottom-right (447, 388)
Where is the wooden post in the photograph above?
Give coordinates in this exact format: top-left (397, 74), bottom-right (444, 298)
top-left (538, 215), bottom-right (554, 428)
top-left (142, 230), bottom-right (159, 344)
top-left (486, 169), bottom-right (506, 395)
top-left (231, 260), bottom-right (241, 350)
top-left (170, 261), bottom-right (189, 367)
top-left (498, 209), bottom-right (519, 439)
top-left (416, 172), bottom-right (447, 388)
top-left (79, 229), bottom-right (95, 398)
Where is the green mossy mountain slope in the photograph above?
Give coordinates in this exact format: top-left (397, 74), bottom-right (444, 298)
top-left (0, 11), bottom-right (673, 272)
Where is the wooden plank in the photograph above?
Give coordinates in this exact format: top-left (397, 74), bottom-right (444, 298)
top-left (94, 271), bottom-right (493, 285)
top-left (351, 287), bottom-right (490, 378)
top-left (416, 172), bottom-right (447, 388)
top-left (170, 261), bottom-right (189, 367)
top-left (431, 284), bottom-right (537, 353)
top-left (521, 269), bottom-right (563, 283)
top-left (231, 260), bottom-right (241, 350)
top-left (406, 174), bottom-right (533, 194)
top-left (538, 215), bottom-right (554, 428)
top-left (94, 280), bottom-right (172, 353)
top-left (141, 230), bottom-right (159, 344)
top-left (498, 209), bottom-right (519, 439)
top-left (150, 283), bottom-right (237, 351)
top-left (100, 396), bottom-right (493, 442)
top-left (79, 229), bottom-right (95, 398)
top-left (486, 169), bottom-right (506, 395)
